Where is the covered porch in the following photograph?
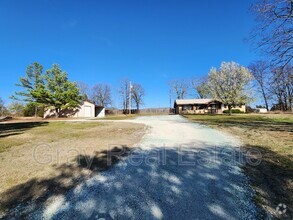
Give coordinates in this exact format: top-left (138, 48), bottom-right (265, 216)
top-left (174, 99), bottom-right (223, 114)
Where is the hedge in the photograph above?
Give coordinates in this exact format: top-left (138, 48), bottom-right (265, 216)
top-left (223, 109), bottom-right (245, 114)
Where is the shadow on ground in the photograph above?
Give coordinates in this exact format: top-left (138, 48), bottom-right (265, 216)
top-left (0, 143), bottom-right (268, 219)
top-left (243, 144), bottom-right (293, 219)
top-left (0, 146), bottom-right (131, 213)
top-left (0, 122), bottom-right (49, 138)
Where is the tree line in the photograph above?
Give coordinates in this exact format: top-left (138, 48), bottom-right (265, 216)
top-left (169, 62), bottom-right (292, 113)
top-left (169, 0), bottom-right (292, 113)
top-left (169, 61), bottom-right (253, 115)
top-left (249, 0), bottom-right (292, 111)
top-left (169, 60), bottom-right (292, 112)
top-left (0, 62), bottom-right (145, 118)
top-left (76, 78), bottom-right (145, 113)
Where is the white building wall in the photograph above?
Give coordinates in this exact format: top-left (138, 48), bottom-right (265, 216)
top-left (221, 104), bottom-right (246, 112)
top-left (73, 101), bottom-right (95, 118)
top-left (44, 101), bottom-right (105, 118)
top-left (256, 108), bottom-right (268, 113)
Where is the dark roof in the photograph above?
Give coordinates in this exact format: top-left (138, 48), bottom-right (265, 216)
top-left (174, 99), bottom-right (221, 105)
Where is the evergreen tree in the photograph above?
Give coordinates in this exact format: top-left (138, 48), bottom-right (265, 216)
top-left (45, 64), bottom-right (82, 117)
top-left (10, 62), bottom-right (46, 117)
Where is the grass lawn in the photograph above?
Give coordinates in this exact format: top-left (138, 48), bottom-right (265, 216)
top-left (93, 114), bottom-right (137, 120)
top-left (0, 121), bottom-right (145, 213)
top-left (184, 113), bottom-right (293, 218)
top-left (94, 113), bottom-right (170, 121)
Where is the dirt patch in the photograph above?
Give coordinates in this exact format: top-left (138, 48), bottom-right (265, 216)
top-left (0, 121), bottom-right (145, 214)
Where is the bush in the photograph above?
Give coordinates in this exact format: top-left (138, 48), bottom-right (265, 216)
top-left (223, 109), bottom-right (245, 114)
top-left (23, 103), bottom-right (44, 117)
top-left (245, 106), bottom-right (255, 113)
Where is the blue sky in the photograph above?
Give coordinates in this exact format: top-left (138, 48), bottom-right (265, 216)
top-left (0, 0), bottom-right (258, 108)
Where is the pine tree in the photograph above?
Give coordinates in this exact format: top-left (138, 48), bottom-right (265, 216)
top-left (45, 64), bottom-right (82, 117)
top-left (10, 62), bottom-right (46, 117)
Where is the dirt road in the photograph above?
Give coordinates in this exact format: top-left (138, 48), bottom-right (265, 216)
top-left (6, 115), bottom-right (261, 219)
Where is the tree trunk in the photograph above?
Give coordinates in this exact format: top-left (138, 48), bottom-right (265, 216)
top-left (34, 105), bottom-right (38, 118)
top-left (289, 95), bottom-right (293, 112)
top-left (55, 108), bottom-right (59, 118)
top-left (261, 87), bottom-right (269, 111)
top-left (286, 84), bottom-right (292, 112)
top-left (228, 105), bottom-right (232, 115)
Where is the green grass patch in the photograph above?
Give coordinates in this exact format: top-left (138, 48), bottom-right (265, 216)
top-left (185, 114), bottom-right (293, 122)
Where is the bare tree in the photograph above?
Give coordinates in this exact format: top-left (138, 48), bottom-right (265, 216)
top-left (0, 97), bottom-right (6, 116)
top-left (132, 83), bottom-right (145, 111)
top-left (8, 102), bottom-right (25, 117)
top-left (250, 0), bottom-right (293, 67)
top-left (119, 79), bottom-right (130, 112)
top-left (191, 77), bottom-right (210, 98)
top-left (207, 62), bottom-right (254, 115)
top-left (76, 81), bottom-right (90, 101)
top-left (168, 79), bottom-right (189, 99)
top-left (270, 64), bottom-right (293, 111)
top-left (91, 84), bottom-right (112, 107)
top-left (249, 61), bottom-right (271, 110)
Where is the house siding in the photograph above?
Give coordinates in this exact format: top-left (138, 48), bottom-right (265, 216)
top-left (221, 105), bottom-right (246, 113)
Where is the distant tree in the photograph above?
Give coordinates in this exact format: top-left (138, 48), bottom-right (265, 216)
top-left (249, 0), bottom-right (293, 67)
top-left (256, 104), bottom-right (266, 108)
top-left (23, 102), bottom-right (44, 117)
top-left (207, 62), bottom-right (253, 115)
top-left (45, 64), bottom-right (82, 117)
top-left (249, 61), bottom-right (270, 110)
top-left (132, 83), bottom-right (145, 111)
top-left (168, 79), bottom-right (189, 99)
top-left (191, 77), bottom-right (210, 98)
top-left (76, 81), bottom-right (90, 101)
top-left (10, 62), bottom-right (46, 117)
top-left (8, 102), bottom-right (25, 116)
top-left (91, 83), bottom-right (112, 107)
top-left (0, 97), bottom-right (7, 116)
top-left (119, 79), bottom-right (131, 112)
top-left (270, 64), bottom-right (293, 111)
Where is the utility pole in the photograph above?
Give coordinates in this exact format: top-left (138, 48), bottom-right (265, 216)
top-left (169, 88), bottom-right (172, 113)
top-left (129, 81), bottom-right (132, 114)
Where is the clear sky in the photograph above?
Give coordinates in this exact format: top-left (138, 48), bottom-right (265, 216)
top-left (0, 0), bottom-right (258, 108)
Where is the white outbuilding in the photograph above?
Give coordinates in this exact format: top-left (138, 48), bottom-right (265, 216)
top-left (256, 108), bottom-right (268, 113)
top-left (73, 101), bottom-right (105, 118)
top-left (44, 101), bottom-right (105, 118)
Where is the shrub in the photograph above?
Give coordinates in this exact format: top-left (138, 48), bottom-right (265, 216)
top-left (23, 103), bottom-right (44, 117)
top-left (223, 109), bottom-right (245, 114)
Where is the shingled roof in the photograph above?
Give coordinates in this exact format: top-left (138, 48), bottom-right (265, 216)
top-left (174, 99), bottom-right (219, 105)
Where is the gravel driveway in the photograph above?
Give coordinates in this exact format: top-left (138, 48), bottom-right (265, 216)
top-left (9, 115), bottom-right (260, 219)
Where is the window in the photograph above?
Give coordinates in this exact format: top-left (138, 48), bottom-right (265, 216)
top-left (182, 105), bottom-right (192, 110)
top-left (198, 105), bottom-right (205, 110)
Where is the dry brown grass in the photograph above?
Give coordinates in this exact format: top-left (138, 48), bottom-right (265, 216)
top-left (184, 113), bottom-right (293, 219)
top-left (0, 121), bottom-right (145, 196)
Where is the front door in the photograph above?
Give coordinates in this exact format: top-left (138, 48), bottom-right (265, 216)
top-left (211, 104), bottom-right (217, 114)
